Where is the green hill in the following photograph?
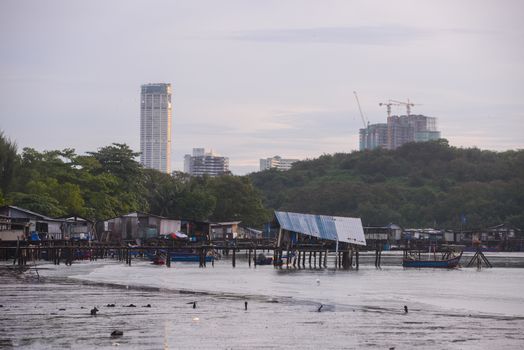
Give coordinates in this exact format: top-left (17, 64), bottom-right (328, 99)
top-left (249, 140), bottom-right (524, 230)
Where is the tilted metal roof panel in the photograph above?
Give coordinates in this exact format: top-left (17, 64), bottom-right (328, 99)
top-left (274, 211), bottom-right (366, 245)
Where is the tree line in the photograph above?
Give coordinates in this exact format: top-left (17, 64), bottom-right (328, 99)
top-left (0, 132), bottom-right (270, 227)
top-left (2, 131), bottom-right (523, 230)
top-left (250, 139), bottom-right (524, 230)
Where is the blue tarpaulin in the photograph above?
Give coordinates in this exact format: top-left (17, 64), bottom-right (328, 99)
top-left (30, 232), bottom-right (41, 241)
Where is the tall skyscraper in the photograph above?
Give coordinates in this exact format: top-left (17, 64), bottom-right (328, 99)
top-left (140, 83), bottom-right (172, 173)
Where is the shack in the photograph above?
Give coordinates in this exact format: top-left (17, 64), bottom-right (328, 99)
top-left (99, 212), bottom-right (181, 243)
top-left (181, 220), bottom-right (211, 242)
top-left (364, 223), bottom-right (403, 246)
top-left (59, 216), bottom-right (95, 241)
top-left (210, 221), bottom-right (241, 240)
top-left (0, 205), bottom-right (64, 240)
top-left (272, 211), bottom-right (366, 248)
top-left (0, 214), bottom-right (27, 241)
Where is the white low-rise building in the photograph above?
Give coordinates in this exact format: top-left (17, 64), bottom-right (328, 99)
top-left (260, 155), bottom-right (299, 171)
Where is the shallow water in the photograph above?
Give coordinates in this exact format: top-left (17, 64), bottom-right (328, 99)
top-left (2, 254), bottom-right (524, 349)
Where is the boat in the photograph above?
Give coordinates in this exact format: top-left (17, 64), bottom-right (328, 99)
top-left (145, 251), bottom-right (214, 263)
top-left (254, 253), bottom-right (273, 265)
top-left (402, 250), bottom-right (463, 268)
top-left (152, 255), bottom-right (166, 265)
top-left (170, 253), bottom-right (214, 263)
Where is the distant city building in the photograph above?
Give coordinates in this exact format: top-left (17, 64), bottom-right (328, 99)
top-left (260, 156), bottom-right (300, 171)
top-left (184, 148), bottom-right (229, 177)
top-left (140, 83), bottom-right (172, 173)
top-left (387, 114), bottom-right (440, 150)
top-left (359, 123), bottom-right (388, 151)
top-left (359, 114), bottom-right (440, 151)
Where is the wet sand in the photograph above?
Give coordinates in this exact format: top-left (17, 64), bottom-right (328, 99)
top-left (1, 258), bottom-right (524, 349)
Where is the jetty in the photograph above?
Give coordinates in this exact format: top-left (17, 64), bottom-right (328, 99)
top-left (0, 206), bottom-right (511, 269)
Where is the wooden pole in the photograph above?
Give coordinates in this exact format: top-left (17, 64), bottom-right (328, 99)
top-left (355, 247), bottom-right (359, 270)
top-left (302, 250), bottom-right (306, 268)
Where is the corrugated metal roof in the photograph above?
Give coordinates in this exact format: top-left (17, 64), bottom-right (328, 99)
top-left (274, 211), bottom-right (366, 246)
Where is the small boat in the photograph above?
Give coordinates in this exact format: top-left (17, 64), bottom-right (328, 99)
top-left (145, 251), bottom-right (213, 263)
top-left (170, 253), bottom-right (214, 263)
top-left (152, 256), bottom-right (166, 265)
top-left (254, 253), bottom-right (273, 265)
top-left (403, 251), bottom-right (463, 268)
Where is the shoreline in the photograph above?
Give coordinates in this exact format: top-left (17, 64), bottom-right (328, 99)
top-left (2, 260), bottom-right (524, 349)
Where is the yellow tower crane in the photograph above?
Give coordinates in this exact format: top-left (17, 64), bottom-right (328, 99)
top-left (389, 99), bottom-right (420, 116)
top-left (378, 101), bottom-right (400, 118)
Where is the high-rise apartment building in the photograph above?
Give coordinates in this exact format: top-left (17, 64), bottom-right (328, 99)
top-left (387, 114), bottom-right (440, 150)
top-left (260, 156), bottom-right (300, 171)
top-left (140, 83), bottom-right (172, 173)
top-left (359, 115), bottom-right (440, 151)
top-left (359, 123), bottom-right (388, 151)
top-left (184, 148), bottom-right (229, 177)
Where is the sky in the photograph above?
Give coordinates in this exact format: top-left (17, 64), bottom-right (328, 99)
top-left (1, 0), bottom-right (523, 174)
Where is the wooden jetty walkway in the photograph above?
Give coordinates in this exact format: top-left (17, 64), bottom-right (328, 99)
top-left (1, 238), bottom-right (487, 270)
top-left (0, 238), bottom-right (374, 270)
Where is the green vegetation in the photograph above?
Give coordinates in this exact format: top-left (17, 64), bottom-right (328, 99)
top-left (250, 139), bottom-right (524, 230)
top-left (2, 130), bottom-right (522, 230)
top-left (0, 132), bottom-right (270, 227)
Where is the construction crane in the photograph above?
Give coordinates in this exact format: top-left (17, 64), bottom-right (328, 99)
top-left (389, 99), bottom-right (421, 116)
top-left (353, 91), bottom-right (368, 128)
top-left (378, 101), bottom-right (400, 118)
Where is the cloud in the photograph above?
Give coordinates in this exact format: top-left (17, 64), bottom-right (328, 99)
top-left (230, 25), bottom-right (433, 46)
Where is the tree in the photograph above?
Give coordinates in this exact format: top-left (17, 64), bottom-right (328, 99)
top-left (0, 131), bottom-right (18, 195)
top-left (249, 141), bottom-right (524, 229)
top-left (207, 176), bottom-right (271, 227)
top-left (86, 143), bottom-right (148, 216)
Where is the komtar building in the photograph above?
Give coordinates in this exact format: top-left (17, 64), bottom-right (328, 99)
top-left (184, 148), bottom-right (229, 177)
top-left (260, 156), bottom-right (299, 171)
top-left (140, 83), bottom-right (172, 173)
top-left (360, 114), bottom-right (440, 151)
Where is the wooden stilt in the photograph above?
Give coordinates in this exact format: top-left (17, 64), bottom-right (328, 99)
top-left (355, 247), bottom-right (359, 270)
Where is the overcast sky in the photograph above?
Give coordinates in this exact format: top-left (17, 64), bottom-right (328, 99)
top-left (1, 0), bottom-right (523, 174)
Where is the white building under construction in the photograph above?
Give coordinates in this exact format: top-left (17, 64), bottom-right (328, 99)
top-left (359, 99), bottom-right (441, 150)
